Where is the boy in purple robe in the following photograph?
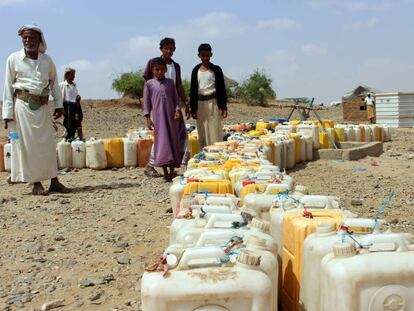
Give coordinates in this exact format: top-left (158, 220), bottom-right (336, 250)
top-left (143, 57), bottom-right (182, 182)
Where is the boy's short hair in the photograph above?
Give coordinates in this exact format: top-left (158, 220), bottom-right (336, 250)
top-left (198, 43), bottom-right (212, 53)
top-left (152, 57), bottom-right (166, 67)
top-left (160, 37), bottom-right (175, 48)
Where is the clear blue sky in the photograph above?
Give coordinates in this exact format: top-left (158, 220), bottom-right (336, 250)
top-left (1, 0), bottom-right (413, 104)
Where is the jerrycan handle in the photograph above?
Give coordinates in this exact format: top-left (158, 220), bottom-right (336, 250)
top-left (204, 213), bottom-right (244, 228)
top-left (205, 196), bottom-right (239, 209)
top-left (178, 247), bottom-right (227, 270)
top-left (195, 230), bottom-right (239, 247)
top-left (343, 218), bottom-right (386, 234)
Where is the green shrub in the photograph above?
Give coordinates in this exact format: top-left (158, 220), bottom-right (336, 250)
top-left (182, 79), bottom-right (191, 97)
top-left (236, 70), bottom-right (276, 106)
top-left (112, 70), bottom-right (145, 100)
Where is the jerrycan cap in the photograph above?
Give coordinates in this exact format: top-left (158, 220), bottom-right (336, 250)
top-left (316, 223), bottom-right (336, 235)
top-left (246, 235), bottom-right (267, 250)
top-left (293, 184), bottom-right (309, 195)
top-left (250, 218), bottom-right (271, 233)
top-left (236, 250), bottom-right (261, 266)
top-left (333, 242), bottom-right (357, 257)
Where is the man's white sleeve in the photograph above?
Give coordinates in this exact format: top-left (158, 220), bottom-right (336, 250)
top-left (2, 56), bottom-right (16, 120)
top-left (49, 57), bottom-right (63, 109)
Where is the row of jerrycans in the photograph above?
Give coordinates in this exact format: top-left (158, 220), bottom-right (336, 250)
top-left (56, 135), bottom-right (152, 170)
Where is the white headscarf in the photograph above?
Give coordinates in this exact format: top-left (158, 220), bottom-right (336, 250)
top-left (18, 24), bottom-right (47, 53)
top-left (64, 67), bottom-right (76, 74)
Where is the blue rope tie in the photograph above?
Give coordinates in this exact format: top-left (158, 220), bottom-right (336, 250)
top-left (372, 191), bottom-right (396, 232)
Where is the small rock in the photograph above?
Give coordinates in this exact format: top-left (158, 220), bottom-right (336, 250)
top-left (40, 299), bottom-right (65, 311)
top-left (54, 235), bottom-right (65, 241)
top-left (73, 300), bottom-right (84, 308)
top-left (389, 218), bottom-right (399, 225)
top-left (350, 199), bottom-right (363, 206)
top-left (59, 199), bottom-right (70, 205)
top-left (89, 291), bottom-right (103, 302)
top-left (116, 256), bottom-right (130, 265)
top-left (112, 266), bottom-right (120, 273)
top-left (407, 153), bottom-right (414, 160)
top-left (79, 279), bottom-right (94, 288)
top-left (115, 241), bottom-right (129, 249)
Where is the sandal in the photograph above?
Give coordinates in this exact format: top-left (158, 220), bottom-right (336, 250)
top-left (144, 167), bottom-right (163, 178)
top-left (49, 183), bottom-right (71, 193)
top-left (32, 183), bottom-right (49, 196)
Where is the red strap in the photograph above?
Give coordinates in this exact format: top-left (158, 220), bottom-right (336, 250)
top-left (242, 180), bottom-right (255, 187)
top-left (303, 210), bottom-right (313, 219)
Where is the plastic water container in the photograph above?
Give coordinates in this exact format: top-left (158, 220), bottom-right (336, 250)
top-left (334, 126), bottom-right (346, 142)
top-left (169, 205), bottom-right (238, 244)
top-left (285, 138), bottom-right (295, 169)
top-left (297, 124), bottom-right (320, 149)
top-left (275, 124), bottom-right (296, 135)
top-left (353, 126), bottom-right (362, 142)
top-left (289, 134), bottom-right (303, 164)
top-left (57, 139), bottom-right (72, 169)
top-left (85, 138), bottom-right (107, 170)
top-left (281, 209), bottom-right (344, 311)
top-left (256, 119), bottom-right (270, 132)
top-left (246, 235), bottom-right (279, 311)
top-left (319, 132), bottom-right (329, 149)
top-left (71, 139), bottom-right (86, 169)
top-left (104, 138), bottom-right (124, 168)
top-left (300, 219), bottom-right (385, 311)
top-left (369, 125), bottom-right (381, 142)
top-left (3, 142), bottom-right (11, 172)
top-left (326, 128), bottom-right (335, 148)
top-left (0, 141), bottom-right (7, 172)
top-left (344, 126), bottom-right (355, 141)
top-left (188, 132), bottom-right (201, 158)
top-left (123, 134), bottom-right (137, 167)
top-left (303, 135), bottom-right (313, 161)
top-left (383, 126), bottom-right (391, 142)
top-left (362, 125), bottom-right (371, 142)
top-left (136, 137), bottom-right (152, 167)
top-left (141, 249), bottom-right (273, 311)
top-left (174, 217), bottom-right (277, 256)
top-left (320, 234), bottom-right (414, 311)
top-left (243, 185), bottom-right (307, 221)
top-left (183, 179), bottom-right (233, 196)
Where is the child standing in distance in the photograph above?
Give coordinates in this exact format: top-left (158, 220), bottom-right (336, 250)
top-left (143, 57), bottom-right (182, 182)
top-left (189, 43), bottom-right (227, 148)
top-left (60, 67), bottom-right (83, 141)
top-left (143, 37), bottom-right (188, 178)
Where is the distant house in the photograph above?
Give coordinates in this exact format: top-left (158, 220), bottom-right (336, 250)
top-left (342, 85), bottom-right (382, 123)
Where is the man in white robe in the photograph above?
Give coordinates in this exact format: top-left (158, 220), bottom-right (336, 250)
top-left (2, 25), bottom-right (70, 195)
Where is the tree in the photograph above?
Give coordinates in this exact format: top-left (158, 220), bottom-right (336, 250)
top-left (182, 79), bottom-right (191, 97)
top-left (236, 69), bottom-right (276, 106)
top-left (112, 70), bottom-right (145, 102)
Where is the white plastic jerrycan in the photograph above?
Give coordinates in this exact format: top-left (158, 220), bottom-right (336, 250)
top-left (169, 205), bottom-right (238, 245)
top-left (320, 233), bottom-right (414, 311)
top-left (141, 248), bottom-right (273, 311)
top-left (123, 133), bottom-right (137, 167)
top-left (300, 219), bottom-right (386, 311)
top-left (175, 217), bottom-right (277, 256)
top-left (71, 139), bottom-right (86, 169)
top-left (171, 213), bottom-right (246, 245)
top-left (3, 142), bottom-right (11, 172)
top-left (57, 139), bottom-right (72, 169)
top-left (243, 184), bottom-right (308, 221)
top-left (85, 138), bottom-right (107, 170)
top-left (245, 235), bottom-right (279, 311)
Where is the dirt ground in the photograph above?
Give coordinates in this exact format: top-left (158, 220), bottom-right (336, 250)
top-left (0, 99), bottom-right (413, 310)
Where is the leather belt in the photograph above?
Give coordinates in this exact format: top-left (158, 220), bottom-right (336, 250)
top-left (14, 89), bottom-right (49, 106)
top-left (198, 93), bottom-right (216, 101)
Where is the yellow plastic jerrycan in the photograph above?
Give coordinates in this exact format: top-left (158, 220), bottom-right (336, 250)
top-left (281, 209), bottom-right (344, 311)
top-left (334, 126), bottom-right (346, 142)
top-left (315, 119), bottom-right (334, 129)
top-left (256, 120), bottom-right (270, 132)
top-left (289, 119), bottom-right (301, 126)
top-left (289, 133), bottom-right (302, 163)
top-left (104, 138), bottom-right (124, 168)
top-left (183, 179), bottom-right (233, 196)
top-left (188, 132), bottom-right (201, 157)
top-left (319, 132), bottom-right (329, 149)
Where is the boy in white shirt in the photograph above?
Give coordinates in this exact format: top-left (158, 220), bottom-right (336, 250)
top-left (60, 67), bottom-right (83, 140)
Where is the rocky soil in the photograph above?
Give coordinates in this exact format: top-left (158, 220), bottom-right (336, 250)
top-left (0, 99), bottom-right (413, 310)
